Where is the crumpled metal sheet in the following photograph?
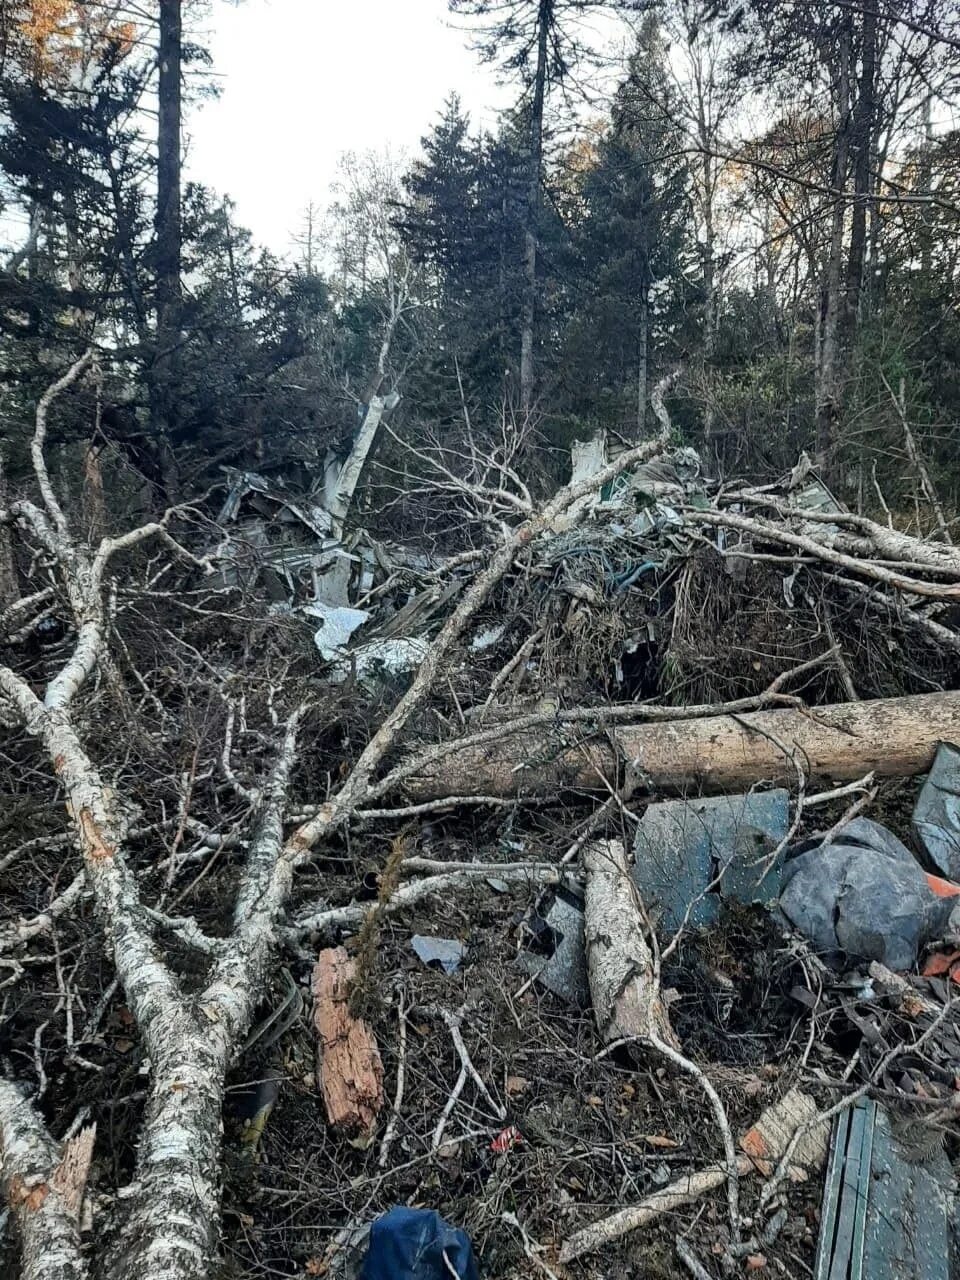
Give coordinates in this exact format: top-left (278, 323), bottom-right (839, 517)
top-left (913, 741), bottom-right (960, 882)
top-left (304, 602), bottom-right (371, 660)
top-left (410, 935), bottom-right (466, 975)
top-left (779, 819), bottom-right (956, 971)
top-left (517, 888), bottom-right (590, 1006)
top-left (631, 790), bottom-right (789, 932)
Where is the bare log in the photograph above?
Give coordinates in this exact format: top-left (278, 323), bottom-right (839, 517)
top-left (406, 690), bottom-right (960, 799)
top-left (312, 947), bottom-right (384, 1136)
top-left (583, 839), bottom-right (676, 1047)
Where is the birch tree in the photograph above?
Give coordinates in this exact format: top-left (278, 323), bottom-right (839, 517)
top-left (0, 350), bottom-right (667, 1280)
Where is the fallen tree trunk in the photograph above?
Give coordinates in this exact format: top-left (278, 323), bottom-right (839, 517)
top-left (583, 839), bottom-right (677, 1048)
top-left (406, 690), bottom-right (960, 799)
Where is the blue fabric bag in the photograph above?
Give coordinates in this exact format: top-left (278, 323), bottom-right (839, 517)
top-left (360, 1207), bottom-right (478, 1280)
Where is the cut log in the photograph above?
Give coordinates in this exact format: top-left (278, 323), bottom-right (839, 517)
top-left (312, 947), bottom-right (384, 1137)
top-left (583, 839), bottom-right (677, 1049)
top-left (406, 690), bottom-right (960, 799)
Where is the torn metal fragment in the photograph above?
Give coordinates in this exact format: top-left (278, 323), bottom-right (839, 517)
top-left (631, 790), bottom-right (789, 932)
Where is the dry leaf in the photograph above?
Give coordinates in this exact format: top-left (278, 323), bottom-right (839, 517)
top-left (641, 1134), bottom-right (679, 1149)
top-left (746, 1254), bottom-right (767, 1270)
top-left (506, 1075), bottom-right (529, 1097)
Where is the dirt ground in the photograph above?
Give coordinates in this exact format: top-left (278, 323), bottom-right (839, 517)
top-left (3, 780), bottom-right (959, 1280)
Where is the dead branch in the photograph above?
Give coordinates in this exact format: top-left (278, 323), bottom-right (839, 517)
top-left (690, 507), bottom-right (960, 599)
top-left (294, 862), bottom-right (567, 937)
top-left (583, 840), bottom-right (676, 1048)
top-left (405, 689), bottom-right (960, 800)
top-left (0, 1081), bottom-right (89, 1280)
top-left (559, 1089), bottom-right (828, 1264)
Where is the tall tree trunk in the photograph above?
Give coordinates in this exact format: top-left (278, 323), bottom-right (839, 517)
top-left (816, 22), bottom-right (852, 460)
top-left (637, 290), bottom-right (648, 434)
top-left (0, 454), bottom-right (18, 608)
top-left (918, 94), bottom-right (934, 279)
top-left (520, 0), bottom-right (550, 414)
top-left (153, 0), bottom-right (182, 497)
top-left (845, 0), bottom-right (877, 323)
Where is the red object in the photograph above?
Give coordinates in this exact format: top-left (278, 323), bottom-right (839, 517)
top-left (924, 872), bottom-right (960, 899)
top-left (490, 1125), bottom-right (522, 1154)
top-left (922, 949), bottom-right (960, 984)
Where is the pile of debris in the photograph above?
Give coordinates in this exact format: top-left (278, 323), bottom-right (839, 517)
top-left (236, 766), bottom-right (960, 1279)
top-left (5, 398), bottom-right (960, 1280)
top-left (191, 429), bottom-right (960, 1276)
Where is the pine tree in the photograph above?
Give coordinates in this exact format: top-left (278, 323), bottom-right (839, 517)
top-left (559, 18), bottom-right (691, 432)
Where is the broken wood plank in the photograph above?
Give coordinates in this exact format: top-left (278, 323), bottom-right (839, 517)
top-left (312, 947), bottom-right (384, 1137)
top-left (406, 691), bottom-right (960, 799)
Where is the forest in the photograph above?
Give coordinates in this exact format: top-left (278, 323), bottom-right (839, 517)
top-left (2, 2), bottom-right (960, 1279)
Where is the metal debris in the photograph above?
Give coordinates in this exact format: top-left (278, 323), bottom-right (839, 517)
top-left (913, 741), bottom-right (960, 882)
top-left (779, 818), bottom-right (960, 971)
top-left (631, 790), bottom-right (789, 932)
top-left (410, 935), bottom-right (466, 975)
top-left (517, 887), bottom-right (590, 1006)
top-left (305, 602), bottom-right (371, 660)
top-left (815, 1098), bottom-right (956, 1280)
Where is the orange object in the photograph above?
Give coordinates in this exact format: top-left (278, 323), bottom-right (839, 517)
top-left (924, 872), bottom-right (960, 898)
top-left (921, 949), bottom-right (960, 983)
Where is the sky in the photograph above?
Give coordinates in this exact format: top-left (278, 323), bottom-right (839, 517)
top-left (186, 0), bottom-right (510, 256)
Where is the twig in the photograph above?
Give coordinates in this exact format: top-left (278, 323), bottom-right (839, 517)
top-left (419, 1001), bottom-right (505, 1150)
top-left (759, 992), bottom-right (956, 1207)
top-left (294, 862), bottom-right (567, 936)
top-left (432, 1065), bottom-right (468, 1151)
top-left (501, 1212), bottom-right (561, 1280)
top-left (815, 786), bottom-right (879, 848)
top-left (805, 772), bottom-right (875, 806)
top-left (677, 1237), bottom-right (715, 1280)
top-left (377, 988), bottom-right (408, 1169)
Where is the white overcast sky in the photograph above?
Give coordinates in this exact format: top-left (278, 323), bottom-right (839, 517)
top-left (186, 0), bottom-right (510, 255)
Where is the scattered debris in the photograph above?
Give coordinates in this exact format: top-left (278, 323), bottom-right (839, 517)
top-left (914, 741), bottom-right (960, 881)
top-left (779, 818), bottom-right (960, 970)
top-left (331, 636), bottom-right (431, 686)
top-left (490, 1124), bottom-right (522, 1154)
top-left (469, 623), bottom-right (506, 652)
top-left (410, 935), bottom-right (466, 974)
top-left (516, 887), bottom-right (590, 1005)
top-left (312, 947), bottom-right (384, 1138)
top-left (235, 1066), bottom-right (283, 1153)
top-left (632, 790), bottom-right (788, 931)
top-left (360, 1207), bottom-right (478, 1280)
top-left (305, 602), bottom-right (371, 660)
top-left (815, 1098), bottom-right (956, 1280)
